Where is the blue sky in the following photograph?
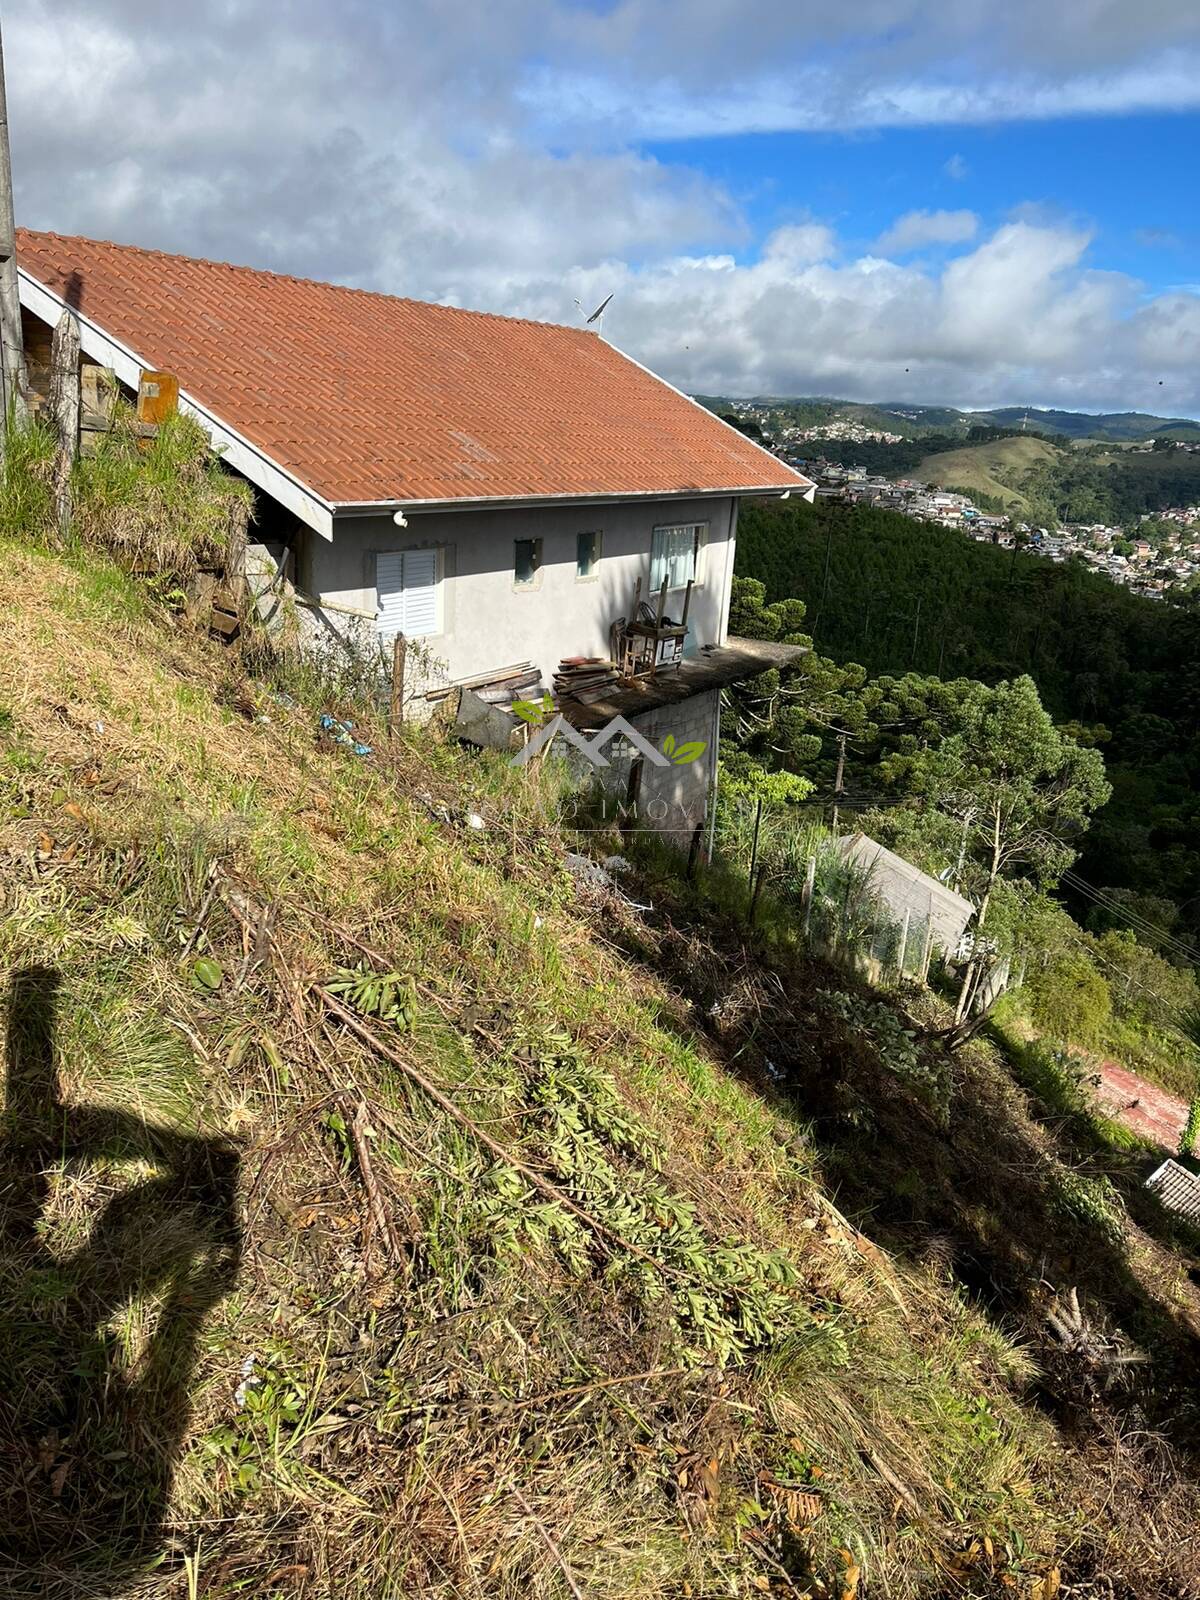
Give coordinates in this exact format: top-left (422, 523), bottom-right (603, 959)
top-left (7, 1), bottom-right (1200, 413)
top-left (643, 117), bottom-right (1197, 294)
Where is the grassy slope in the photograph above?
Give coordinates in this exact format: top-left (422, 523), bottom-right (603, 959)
top-left (913, 436), bottom-right (1060, 510)
top-left (4, 534), bottom-right (1200, 1597)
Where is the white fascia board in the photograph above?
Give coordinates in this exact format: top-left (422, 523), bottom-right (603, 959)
top-left (18, 270), bottom-right (335, 540)
top-left (333, 485), bottom-right (798, 516)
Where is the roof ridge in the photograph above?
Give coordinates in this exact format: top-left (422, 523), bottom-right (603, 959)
top-left (15, 227), bottom-right (587, 338)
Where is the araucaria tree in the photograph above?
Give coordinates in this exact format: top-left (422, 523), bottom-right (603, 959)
top-left (880, 675), bottom-right (1111, 925)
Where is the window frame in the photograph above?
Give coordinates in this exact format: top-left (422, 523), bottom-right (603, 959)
top-left (574, 529), bottom-right (603, 583)
top-left (513, 536), bottom-right (544, 591)
top-left (649, 522), bottom-right (707, 594)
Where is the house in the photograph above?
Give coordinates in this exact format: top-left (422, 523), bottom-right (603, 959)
top-left (16, 229), bottom-right (812, 837)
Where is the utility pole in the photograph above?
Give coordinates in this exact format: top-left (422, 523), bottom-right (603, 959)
top-left (831, 731), bottom-right (847, 836)
top-left (909, 594), bottom-right (922, 667)
top-left (0, 16), bottom-right (26, 455)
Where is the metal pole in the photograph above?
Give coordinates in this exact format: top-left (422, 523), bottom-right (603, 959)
top-left (746, 795), bottom-right (764, 922)
top-left (0, 17), bottom-right (26, 454)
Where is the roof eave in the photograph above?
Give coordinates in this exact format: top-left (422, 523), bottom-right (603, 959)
top-left (17, 268), bottom-right (336, 541)
top-left (332, 480), bottom-right (812, 517)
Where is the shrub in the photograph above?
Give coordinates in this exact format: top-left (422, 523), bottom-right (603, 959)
top-left (0, 414), bottom-right (56, 538)
top-left (1020, 947), bottom-right (1112, 1049)
top-left (73, 406), bottom-right (252, 579)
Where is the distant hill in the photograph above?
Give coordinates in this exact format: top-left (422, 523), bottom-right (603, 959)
top-left (980, 407), bottom-right (1200, 442)
top-left (914, 434), bottom-right (1060, 512)
top-left (695, 394), bottom-right (1200, 444)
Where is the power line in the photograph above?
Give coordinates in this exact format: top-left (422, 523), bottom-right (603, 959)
top-left (1059, 869), bottom-right (1200, 968)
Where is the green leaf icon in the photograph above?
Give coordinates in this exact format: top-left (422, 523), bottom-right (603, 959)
top-left (670, 740), bottom-right (707, 765)
top-left (512, 698), bottom-right (547, 726)
top-left (661, 733), bottom-right (677, 758)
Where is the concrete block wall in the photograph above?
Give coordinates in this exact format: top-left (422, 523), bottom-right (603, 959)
top-left (576, 688), bottom-right (718, 846)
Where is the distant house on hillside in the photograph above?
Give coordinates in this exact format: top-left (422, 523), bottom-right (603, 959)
top-left (16, 229), bottom-right (813, 838)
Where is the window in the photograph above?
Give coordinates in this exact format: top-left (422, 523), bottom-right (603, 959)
top-left (575, 530), bottom-right (602, 580)
top-left (650, 523), bottom-right (705, 592)
top-left (376, 548), bottom-right (439, 638)
top-left (514, 537), bottom-right (543, 588)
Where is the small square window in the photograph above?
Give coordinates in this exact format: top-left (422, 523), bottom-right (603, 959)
top-left (576, 530), bottom-right (602, 580)
top-left (515, 537), bottom-right (543, 588)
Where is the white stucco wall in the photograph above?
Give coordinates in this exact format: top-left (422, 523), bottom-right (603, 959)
top-left (301, 496), bottom-right (739, 686)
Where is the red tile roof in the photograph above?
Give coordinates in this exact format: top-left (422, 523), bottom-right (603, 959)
top-left (16, 229), bottom-right (809, 509)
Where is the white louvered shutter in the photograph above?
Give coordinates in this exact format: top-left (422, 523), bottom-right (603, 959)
top-left (400, 549), bottom-right (438, 636)
top-left (377, 549), bottom-right (439, 639)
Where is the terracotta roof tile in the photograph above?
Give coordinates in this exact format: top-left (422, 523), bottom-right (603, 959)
top-left (16, 230), bottom-right (809, 508)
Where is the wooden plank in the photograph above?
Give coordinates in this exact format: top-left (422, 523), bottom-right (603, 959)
top-left (210, 608), bottom-right (240, 638)
top-left (389, 633), bottom-right (406, 735)
top-left (424, 661), bottom-right (536, 700)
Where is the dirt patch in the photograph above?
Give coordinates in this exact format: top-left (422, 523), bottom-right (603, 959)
top-left (1094, 1058), bottom-right (1188, 1150)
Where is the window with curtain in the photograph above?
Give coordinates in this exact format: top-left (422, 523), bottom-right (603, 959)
top-left (649, 524), bottom-right (705, 592)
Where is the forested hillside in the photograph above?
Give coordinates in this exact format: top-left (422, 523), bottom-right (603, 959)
top-left (696, 394), bottom-right (1200, 444)
top-left (733, 495), bottom-right (1200, 980)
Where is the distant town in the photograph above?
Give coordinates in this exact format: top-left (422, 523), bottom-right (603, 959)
top-left (720, 402), bottom-right (1200, 600)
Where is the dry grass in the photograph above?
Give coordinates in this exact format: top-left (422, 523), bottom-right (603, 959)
top-left (0, 532), bottom-right (1157, 1598)
top-left (4, 407), bottom-right (251, 580)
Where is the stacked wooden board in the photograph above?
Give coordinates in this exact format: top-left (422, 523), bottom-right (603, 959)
top-left (553, 657), bottom-right (621, 705)
top-left (425, 661), bottom-right (547, 709)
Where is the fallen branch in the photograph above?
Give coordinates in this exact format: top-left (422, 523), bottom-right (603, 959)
top-left (180, 868), bottom-right (223, 961)
top-left (510, 1484), bottom-right (586, 1600)
top-left (341, 1093), bottom-right (404, 1273)
top-left (314, 985), bottom-right (690, 1283)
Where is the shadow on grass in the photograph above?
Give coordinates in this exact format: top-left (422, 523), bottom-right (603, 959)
top-left (0, 967), bottom-right (240, 1596)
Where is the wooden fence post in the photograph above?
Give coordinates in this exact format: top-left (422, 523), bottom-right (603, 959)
top-left (897, 906), bottom-right (911, 981)
top-left (686, 820), bottom-right (703, 882)
top-left (919, 917), bottom-right (935, 984)
top-left (389, 633), bottom-right (407, 736)
top-left (49, 309), bottom-right (80, 534)
top-left (224, 516), bottom-right (247, 605)
top-left (802, 854), bottom-right (816, 940)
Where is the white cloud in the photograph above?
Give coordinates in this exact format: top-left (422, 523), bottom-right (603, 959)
top-left (517, 221), bottom-right (1200, 415)
top-left (519, 54), bottom-right (1200, 141)
top-left (763, 223), bottom-right (837, 266)
top-left (3, 0), bottom-right (1199, 415)
top-left (944, 153), bottom-right (969, 180)
top-left (876, 209), bottom-right (979, 253)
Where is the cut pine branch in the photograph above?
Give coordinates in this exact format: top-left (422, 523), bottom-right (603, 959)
top-left (313, 984), bottom-right (695, 1283)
